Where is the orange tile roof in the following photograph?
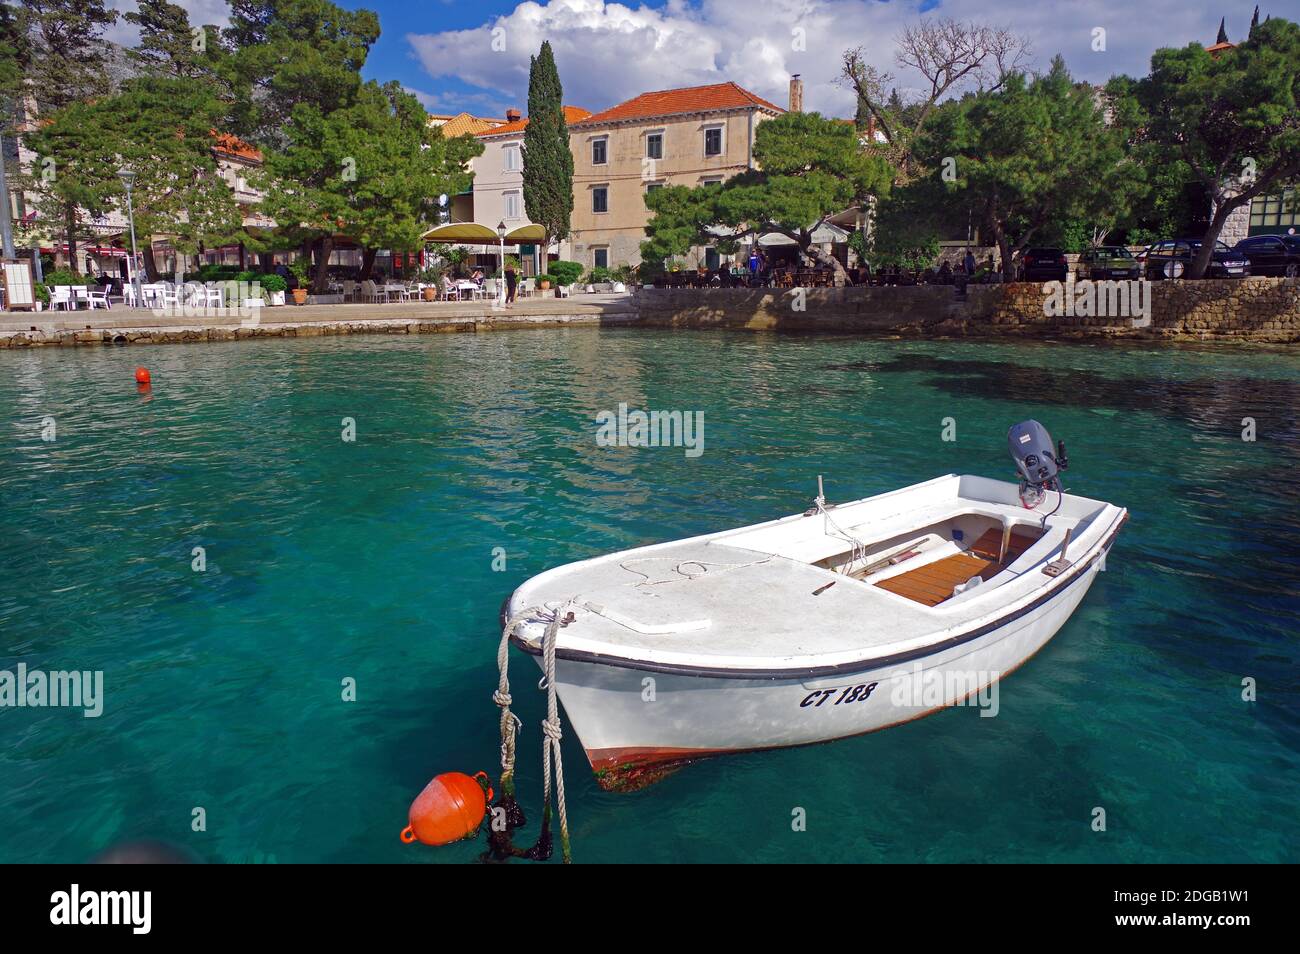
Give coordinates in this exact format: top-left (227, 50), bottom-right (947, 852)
top-left (211, 131), bottom-right (262, 162)
top-left (573, 82), bottom-right (784, 127)
top-left (436, 112), bottom-right (508, 137)
top-left (477, 105), bottom-right (593, 137)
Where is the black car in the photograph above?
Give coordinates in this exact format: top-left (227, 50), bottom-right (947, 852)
top-left (1076, 246), bottom-right (1141, 280)
top-left (1021, 247), bottom-right (1068, 282)
top-left (1232, 234), bottom-right (1300, 278)
top-left (1144, 239), bottom-right (1250, 279)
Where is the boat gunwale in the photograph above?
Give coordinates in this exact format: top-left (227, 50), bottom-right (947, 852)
top-left (503, 509), bottom-right (1128, 681)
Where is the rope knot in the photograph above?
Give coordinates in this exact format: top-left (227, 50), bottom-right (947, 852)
top-left (541, 717), bottom-right (563, 742)
top-left (492, 689), bottom-right (513, 707)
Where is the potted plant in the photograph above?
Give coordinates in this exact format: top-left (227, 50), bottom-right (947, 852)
top-left (538, 273), bottom-right (552, 291)
top-left (289, 260), bottom-right (310, 304)
top-left (418, 266), bottom-right (442, 301)
top-left (260, 273), bottom-right (287, 306)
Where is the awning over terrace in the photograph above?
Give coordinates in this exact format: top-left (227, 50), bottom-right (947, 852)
top-left (420, 223), bottom-right (547, 244)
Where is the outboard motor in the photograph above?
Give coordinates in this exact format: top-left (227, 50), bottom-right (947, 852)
top-left (1008, 419), bottom-right (1068, 509)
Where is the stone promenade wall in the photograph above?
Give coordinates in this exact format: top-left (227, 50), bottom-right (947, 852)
top-left (3, 279), bottom-right (1296, 348)
top-left (632, 279), bottom-right (1300, 343)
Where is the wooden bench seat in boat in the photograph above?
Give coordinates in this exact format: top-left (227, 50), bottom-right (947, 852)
top-left (873, 528), bottom-right (1039, 607)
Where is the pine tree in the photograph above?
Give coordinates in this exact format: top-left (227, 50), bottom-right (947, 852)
top-left (124, 0), bottom-right (216, 79)
top-left (522, 41), bottom-right (573, 257)
top-left (854, 92), bottom-right (872, 132)
top-left (21, 0), bottom-right (118, 114)
top-left (20, 0), bottom-right (119, 272)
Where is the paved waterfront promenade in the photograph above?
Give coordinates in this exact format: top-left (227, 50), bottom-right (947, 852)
top-left (0, 294), bottom-right (640, 347)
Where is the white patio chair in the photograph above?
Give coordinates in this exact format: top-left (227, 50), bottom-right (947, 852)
top-left (158, 284), bottom-right (181, 310)
top-left (341, 280), bottom-right (357, 302)
top-left (86, 288), bottom-right (111, 309)
top-left (517, 278), bottom-right (533, 299)
top-left (359, 280), bottom-right (387, 304)
top-left (482, 278), bottom-right (498, 301)
top-left (51, 286), bottom-right (75, 310)
top-left (202, 284), bottom-right (224, 309)
top-left (440, 281), bottom-right (460, 301)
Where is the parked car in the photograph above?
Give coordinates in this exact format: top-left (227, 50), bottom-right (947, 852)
top-left (1144, 239), bottom-right (1251, 279)
top-left (1076, 246), bottom-right (1141, 280)
top-left (1021, 247), bottom-right (1068, 282)
top-left (1232, 234), bottom-right (1300, 277)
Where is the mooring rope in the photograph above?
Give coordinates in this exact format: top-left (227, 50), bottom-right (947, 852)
top-left (538, 607), bottom-right (572, 863)
top-left (492, 602), bottom-right (574, 864)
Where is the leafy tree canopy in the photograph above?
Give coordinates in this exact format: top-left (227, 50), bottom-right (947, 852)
top-left (908, 56), bottom-right (1133, 278)
top-left (642, 111), bottom-right (892, 282)
top-left (1109, 17), bottom-right (1300, 276)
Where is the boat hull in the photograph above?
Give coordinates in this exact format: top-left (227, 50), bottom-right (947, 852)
top-left (530, 550), bottom-right (1106, 790)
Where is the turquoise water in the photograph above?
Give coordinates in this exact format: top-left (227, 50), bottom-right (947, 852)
top-left (1, 330), bottom-right (1296, 864)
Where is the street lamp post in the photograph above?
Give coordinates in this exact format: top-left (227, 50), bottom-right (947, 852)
top-left (117, 167), bottom-right (142, 308)
top-left (496, 220), bottom-right (507, 306)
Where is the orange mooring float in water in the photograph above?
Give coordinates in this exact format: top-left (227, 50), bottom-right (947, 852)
top-left (134, 367), bottom-right (151, 385)
top-left (400, 771), bottom-right (493, 846)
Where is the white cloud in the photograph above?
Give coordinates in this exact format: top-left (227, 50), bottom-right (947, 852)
top-left (408, 0), bottom-right (1238, 117)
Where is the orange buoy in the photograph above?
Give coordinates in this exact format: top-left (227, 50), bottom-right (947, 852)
top-left (400, 771), bottom-right (493, 846)
top-left (134, 367), bottom-right (151, 385)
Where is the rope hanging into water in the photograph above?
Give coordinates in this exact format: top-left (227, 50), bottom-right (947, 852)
top-left (487, 602), bottom-right (574, 864)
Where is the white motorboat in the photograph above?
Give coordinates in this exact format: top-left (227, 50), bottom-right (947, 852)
top-left (504, 421), bottom-right (1126, 790)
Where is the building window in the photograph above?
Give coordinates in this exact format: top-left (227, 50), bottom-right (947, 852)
top-left (644, 182), bottom-right (664, 206)
top-left (704, 126), bottom-right (723, 157)
top-left (504, 191), bottom-right (521, 220)
top-left (594, 247), bottom-right (609, 269)
top-left (592, 186), bottom-right (609, 213)
top-left (646, 132), bottom-right (663, 160)
top-left (1249, 188), bottom-right (1299, 233)
top-left (591, 137), bottom-right (607, 165)
top-left (503, 144), bottom-right (520, 171)
top-left (701, 177), bottom-right (723, 187)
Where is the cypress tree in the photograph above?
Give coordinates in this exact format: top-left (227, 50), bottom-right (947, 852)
top-left (522, 41), bottom-right (573, 260)
top-left (1250, 6), bottom-right (1260, 37)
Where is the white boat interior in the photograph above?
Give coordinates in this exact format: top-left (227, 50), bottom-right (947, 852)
top-left (508, 474), bottom-right (1126, 673)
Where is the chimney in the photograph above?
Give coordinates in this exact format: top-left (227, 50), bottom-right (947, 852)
top-left (789, 74), bottom-right (803, 113)
top-left (506, 108), bottom-right (522, 123)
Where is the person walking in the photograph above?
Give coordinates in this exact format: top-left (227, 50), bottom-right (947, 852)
top-left (963, 247), bottom-right (977, 276)
top-left (504, 263), bottom-right (518, 308)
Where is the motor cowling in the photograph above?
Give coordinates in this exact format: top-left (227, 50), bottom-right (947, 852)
top-left (1008, 420), bottom-right (1067, 508)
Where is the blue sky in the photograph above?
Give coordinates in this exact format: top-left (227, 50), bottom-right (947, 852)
top-left (108, 1), bottom-right (1265, 119)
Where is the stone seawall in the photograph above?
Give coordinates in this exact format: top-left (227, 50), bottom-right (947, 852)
top-left (634, 279), bottom-right (1300, 342)
top-left (3, 280), bottom-right (1296, 348)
